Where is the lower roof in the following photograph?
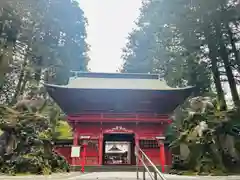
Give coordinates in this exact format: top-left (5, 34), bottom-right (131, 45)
top-left (45, 84), bottom-right (194, 115)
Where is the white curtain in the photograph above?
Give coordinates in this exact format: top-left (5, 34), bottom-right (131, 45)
top-left (105, 142), bottom-right (130, 153)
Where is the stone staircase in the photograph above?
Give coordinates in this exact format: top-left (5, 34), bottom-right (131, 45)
top-left (71, 165), bottom-right (166, 172)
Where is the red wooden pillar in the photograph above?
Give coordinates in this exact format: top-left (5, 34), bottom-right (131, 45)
top-left (81, 142), bottom-right (87, 173)
top-left (98, 134), bottom-right (103, 165)
top-left (159, 141), bottom-right (166, 173)
top-left (72, 128), bottom-right (78, 166)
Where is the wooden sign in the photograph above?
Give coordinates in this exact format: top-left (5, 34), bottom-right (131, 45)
top-left (71, 146), bottom-right (81, 157)
top-left (105, 126), bottom-right (133, 133)
top-left (80, 135), bottom-right (90, 139)
top-left (156, 136), bottom-right (165, 140)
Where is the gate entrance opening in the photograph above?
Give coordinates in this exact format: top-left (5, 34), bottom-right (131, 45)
top-left (103, 133), bottom-right (135, 165)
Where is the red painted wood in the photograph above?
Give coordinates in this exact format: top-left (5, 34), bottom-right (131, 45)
top-left (55, 146), bottom-right (172, 166)
top-left (79, 146), bottom-right (98, 166)
top-left (54, 147), bottom-right (72, 164)
top-left (72, 129), bottom-right (79, 166)
top-left (73, 130), bottom-right (78, 146)
top-left (67, 113), bottom-right (172, 123)
top-left (54, 120), bottom-right (173, 167)
top-left (74, 123), bottom-right (167, 138)
top-left (142, 149), bottom-right (160, 165)
top-left (98, 135), bottom-right (103, 165)
top-left (54, 146), bottom-right (171, 166)
top-left (160, 143), bottom-right (165, 172)
top-left (141, 148), bottom-right (171, 166)
top-left (81, 144), bottom-right (87, 172)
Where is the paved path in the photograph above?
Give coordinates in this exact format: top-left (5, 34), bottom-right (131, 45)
top-left (1, 172), bottom-right (240, 180)
top-left (67, 172), bottom-right (240, 180)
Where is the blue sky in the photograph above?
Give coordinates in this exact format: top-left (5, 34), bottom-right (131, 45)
top-left (79, 0), bottom-right (142, 72)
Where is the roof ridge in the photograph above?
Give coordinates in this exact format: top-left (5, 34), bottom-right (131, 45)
top-left (70, 71), bottom-right (160, 80)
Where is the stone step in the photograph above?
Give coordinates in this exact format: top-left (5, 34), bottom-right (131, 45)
top-left (71, 165), bottom-right (168, 172)
top-left (71, 165), bottom-right (136, 172)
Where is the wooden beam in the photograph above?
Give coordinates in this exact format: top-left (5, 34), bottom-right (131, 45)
top-left (67, 113), bottom-right (172, 123)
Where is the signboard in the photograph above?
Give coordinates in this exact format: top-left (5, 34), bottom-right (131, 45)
top-left (80, 136), bottom-right (90, 139)
top-left (71, 146), bottom-right (81, 157)
top-left (156, 136), bottom-right (166, 140)
top-left (105, 126), bottom-right (133, 133)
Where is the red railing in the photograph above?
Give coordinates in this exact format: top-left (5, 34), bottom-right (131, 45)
top-left (67, 113), bottom-right (172, 123)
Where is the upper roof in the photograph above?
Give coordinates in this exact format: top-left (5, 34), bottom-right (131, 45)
top-left (49, 72), bottom-right (193, 91)
top-left (44, 72), bottom-right (195, 115)
top-left (70, 71), bottom-right (160, 79)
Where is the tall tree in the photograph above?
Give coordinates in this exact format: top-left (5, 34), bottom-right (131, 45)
top-left (0, 0), bottom-right (89, 104)
top-left (121, 0), bottom-right (212, 96)
top-left (121, 0), bottom-right (240, 107)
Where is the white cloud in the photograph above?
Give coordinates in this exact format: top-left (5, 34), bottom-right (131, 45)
top-left (79, 0), bottom-right (142, 72)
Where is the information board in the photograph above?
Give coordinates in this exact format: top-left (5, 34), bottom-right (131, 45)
top-left (71, 146), bottom-right (81, 157)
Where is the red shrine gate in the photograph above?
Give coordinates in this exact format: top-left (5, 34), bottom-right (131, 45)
top-left (46, 72), bottom-right (194, 172)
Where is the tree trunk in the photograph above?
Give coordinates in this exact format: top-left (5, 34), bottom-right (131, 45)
top-left (34, 56), bottom-right (43, 85)
top-left (0, 54), bottom-right (6, 89)
top-left (19, 70), bottom-right (29, 96)
top-left (204, 28), bottom-right (227, 110)
top-left (11, 58), bottom-right (28, 105)
top-left (208, 48), bottom-right (227, 109)
top-left (215, 26), bottom-right (240, 107)
top-left (0, 41), bottom-right (14, 90)
top-left (227, 26), bottom-right (240, 73)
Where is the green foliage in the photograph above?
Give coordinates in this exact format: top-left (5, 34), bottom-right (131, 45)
top-left (170, 96), bottom-right (240, 173)
top-left (0, 104), bottom-right (70, 175)
top-left (55, 120), bottom-right (73, 140)
top-left (1, 0), bottom-right (89, 104)
top-left (121, 0), bottom-right (213, 96)
top-left (121, 0), bottom-right (240, 104)
top-left (0, 0), bottom-right (88, 175)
